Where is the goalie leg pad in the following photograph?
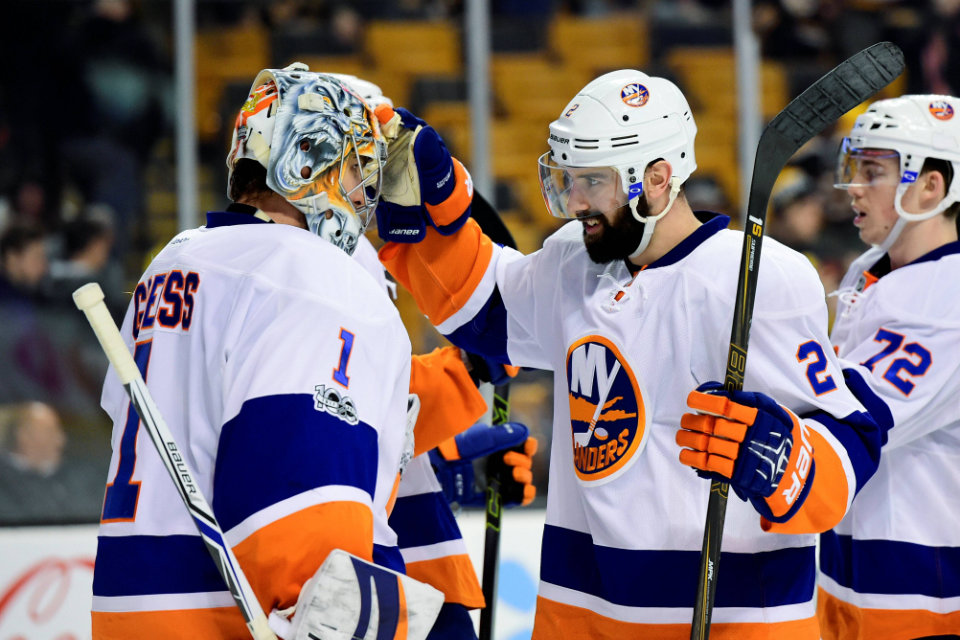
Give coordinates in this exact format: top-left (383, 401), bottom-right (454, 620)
top-left (273, 549), bottom-right (444, 640)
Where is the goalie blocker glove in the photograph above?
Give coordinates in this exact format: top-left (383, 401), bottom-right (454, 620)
top-left (374, 106), bottom-right (474, 242)
top-left (429, 421), bottom-right (538, 508)
top-left (676, 382), bottom-right (814, 523)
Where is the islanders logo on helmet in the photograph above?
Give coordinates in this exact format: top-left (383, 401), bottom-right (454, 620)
top-left (929, 99), bottom-right (954, 121)
top-left (621, 83), bottom-right (650, 108)
top-left (565, 336), bottom-right (648, 484)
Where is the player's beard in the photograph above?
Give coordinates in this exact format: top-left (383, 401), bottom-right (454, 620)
top-left (582, 198), bottom-right (649, 264)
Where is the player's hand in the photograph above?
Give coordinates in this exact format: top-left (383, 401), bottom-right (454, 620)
top-left (429, 421), bottom-right (538, 508)
top-left (374, 105), bottom-right (472, 242)
top-left (462, 349), bottom-right (520, 387)
top-left (676, 382), bottom-right (814, 523)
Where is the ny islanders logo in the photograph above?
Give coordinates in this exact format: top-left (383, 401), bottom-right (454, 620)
top-left (566, 336), bottom-right (647, 483)
top-left (621, 83), bottom-right (649, 107)
top-left (929, 100), bottom-right (954, 121)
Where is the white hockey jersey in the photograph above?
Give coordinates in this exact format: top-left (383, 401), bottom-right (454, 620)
top-left (91, 210), bottom-right (411, 639)
top-left (380, 213), bottom-right (889, 640)
top-left (819, 241), bottom-right (960, 639)
top-left (355, 235), bottom-right (485, 608)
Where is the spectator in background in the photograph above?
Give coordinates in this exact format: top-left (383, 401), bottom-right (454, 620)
top-left (60, 0), bottom-right (171, 258)
top-left (0, 224), bottom-right (48, 304)
top-left (46, 212), bottom-right (126, 319)
top-left (0, 402), bottom-right (104, 525)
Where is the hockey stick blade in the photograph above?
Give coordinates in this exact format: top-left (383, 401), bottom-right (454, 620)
top-left (691, 41), bottom-right (904, 640)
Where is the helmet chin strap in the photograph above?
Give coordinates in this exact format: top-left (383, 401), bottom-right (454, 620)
top-left (878, 182), bottom-right (956, 252)
top-left (628, 176), bottom-right (682, 259)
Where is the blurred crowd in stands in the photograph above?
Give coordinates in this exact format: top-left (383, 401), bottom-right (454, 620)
top-left (1, 0), bottom-right (958, 524)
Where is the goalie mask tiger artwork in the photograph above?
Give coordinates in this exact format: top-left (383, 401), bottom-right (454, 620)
top-left (227, 63), bottom-right (386, 256)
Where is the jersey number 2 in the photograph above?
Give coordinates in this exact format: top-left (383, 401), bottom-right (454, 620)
top-left (101, 340), bottom-right (152, 522)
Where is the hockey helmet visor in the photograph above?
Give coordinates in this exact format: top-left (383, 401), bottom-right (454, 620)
top-left (834, 138), bottom-right (901, 190)
top-left (538, 154), bottom-right (636, 219)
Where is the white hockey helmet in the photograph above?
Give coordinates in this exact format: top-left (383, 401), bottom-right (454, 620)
top-left (226, 63), bottom-right (386, 256)
top-left (835, 94), bottom-right (960, 249)
top-left (538, 69), bottom-right (697, 256)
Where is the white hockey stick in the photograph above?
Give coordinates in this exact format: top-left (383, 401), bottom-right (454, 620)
top-left (73, 283), bottom-right (278, 640)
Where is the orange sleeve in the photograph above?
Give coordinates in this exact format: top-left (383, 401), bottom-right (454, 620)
top-left (233, 501), bottom-right (374, 613)
top-left (410, 346), bottom-right (488, 455)
top-left (379, 218), bottom-right (493, 326)
top-left (762, 427), bottom-right (849, 534)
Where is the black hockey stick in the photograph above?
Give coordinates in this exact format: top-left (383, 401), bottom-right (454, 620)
top-left (471, 191), bottom-right (518, 640)
top-left (690, 41), bottom-right (904, 640)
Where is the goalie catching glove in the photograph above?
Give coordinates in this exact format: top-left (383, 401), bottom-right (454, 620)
top-left (373, 105), bottom-right (473, 242)
top-left (429, 421), bottom-right (538, 508)
top-left (676, 382), bottom-right (815, 523)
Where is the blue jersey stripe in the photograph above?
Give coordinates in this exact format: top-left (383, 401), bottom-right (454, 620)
top-left (803, 368), bottom-right (891, 494)
top-left (389, 492), bottom-right (463, 550)
top-left (540, 524), bottom-right (814, 608)
top-left (214, 393), bottom-right (378, 531)
top-left (93, 534), bottom-right (224, 597)
top-left (821, 532), bottom-right (960, 598)
top-left (444, 287), bottom-right (510, 364)
top-left (374, 543), bottom-right (406, 574)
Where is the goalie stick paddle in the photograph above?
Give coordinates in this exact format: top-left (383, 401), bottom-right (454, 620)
top-left (72, 283), bottom-right (278, 640)
top-left (690, 41), bottom-right (904, 640)
top-left (471, 191), bottom-right (517, 640)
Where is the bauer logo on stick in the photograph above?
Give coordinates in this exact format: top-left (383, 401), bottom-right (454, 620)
top-left (929, 100), bottom-right (954, 121)
top-left (565, 336), bottom-right (648, 484)
top-left (620, 83), bottom-right (649, 107)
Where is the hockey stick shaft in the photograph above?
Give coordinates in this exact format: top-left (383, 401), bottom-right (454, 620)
top-left (470, 190), bottom-right (519, 640)
top-left (690, 41), bottom-right (904, 639)
top-left (73, 283), bottom-right (278, 640)
top-left (479, 383), bottom-right (510, 640)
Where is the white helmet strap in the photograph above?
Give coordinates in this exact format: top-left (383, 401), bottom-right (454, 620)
top-left (879, 178), bottom-right (957, 251)
top-left (629, 176), bottom-right (682, 259)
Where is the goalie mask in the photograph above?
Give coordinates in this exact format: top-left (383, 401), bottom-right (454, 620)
top-left (835, 94), bottom-right (960, 251)
top-left (538, 69), bottom-right (697, 257)
top-left (227, 63), bottom-right (386, 256)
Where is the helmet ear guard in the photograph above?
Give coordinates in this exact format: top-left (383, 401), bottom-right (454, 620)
top-left (226, 63), bottom-right (386, 256)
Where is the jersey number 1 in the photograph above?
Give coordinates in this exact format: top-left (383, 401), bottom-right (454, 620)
top-left (101, 340), bottom-right (152, 522)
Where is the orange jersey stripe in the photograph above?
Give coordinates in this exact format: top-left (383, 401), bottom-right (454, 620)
top-left (425, 159), bottom-right (473, 227)
top-left (533, 597), bottom-right (820, 640)
top-left (763, 426), bottom-right (849, 534)
top-left (233, 501), bottom-right (373, 613)
top-left (405, 553), bottom-right (485, 609)
top-left (410, 346), bottom-right (488, 454)
top-left (379, 218), bottom-right (494, 327)
top-left (818, 587), bottom-right (960, 640)
top-left (93, 607), bottom-right (248, 639)
top-left (392, 578), bottom-right (409, 640)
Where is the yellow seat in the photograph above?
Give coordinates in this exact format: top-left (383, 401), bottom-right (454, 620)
top-left (666, 47), bottom-right (788, 119)
top-left (548, 12), bottom-right (649, 74)
top-left (365, 21), bottom-right (462, 76)
top-left (195, 25), bottom-right (270, 142)
top-left (492, 55), bottom-right (590, 121)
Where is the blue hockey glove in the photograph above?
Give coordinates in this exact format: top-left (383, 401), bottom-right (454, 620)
top-left (429, 421), bottom-right (538, 508)
top-left (374, 106), bottom-right (472, 242)
top-left (676, 381), bottom-right (815, 523)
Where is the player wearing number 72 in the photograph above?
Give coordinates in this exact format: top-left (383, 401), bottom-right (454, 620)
top-left (818, 95), bottom-right (960, 639)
